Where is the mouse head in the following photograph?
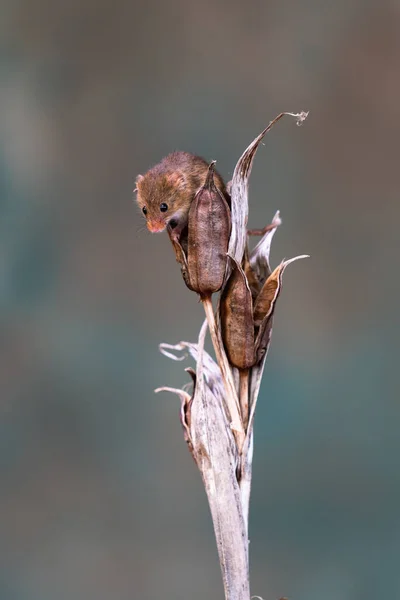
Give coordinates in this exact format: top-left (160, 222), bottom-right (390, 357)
top-left (135, 171), bottom-right (186, 233)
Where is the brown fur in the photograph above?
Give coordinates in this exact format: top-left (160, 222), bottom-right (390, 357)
top-left (135, 151), bottom-right (228, 235)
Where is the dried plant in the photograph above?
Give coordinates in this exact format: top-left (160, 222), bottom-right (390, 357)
top-left (155, 111), bottom-right (309, 600)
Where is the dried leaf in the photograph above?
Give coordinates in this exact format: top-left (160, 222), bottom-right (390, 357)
top-left (249, 210), bottom-right (281, 285)
top-left (159, 320), bottom-right (224, 395)
top-left (155, 386), bottom-right (193, 451)
top-left (168, 231), bottom-right (194, 291)
top-left (229, 112), bottom-right (307, 268)
top-left (187, 162), bottom-right (231, 295)
top-left (248, 359), bottom-right (268, 432)
top-left (220, 257), bottom-right (255, 369)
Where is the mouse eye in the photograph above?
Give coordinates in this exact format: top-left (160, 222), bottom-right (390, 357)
top-left (160, 203), bottom-right (168, 213)
top-left (142, 206), bottom-right (147, 216)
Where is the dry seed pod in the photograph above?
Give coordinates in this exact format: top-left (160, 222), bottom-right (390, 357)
top-left (252, 263), bottom-right (282, 365)
top-left (187, 162), bottom-right (231, 296)
top-left (253, 263), bottom-right (282, 327)
top-left (220, 257), bottom-right (255, 369)
top-left (254, 256), bottom-right (308, 362)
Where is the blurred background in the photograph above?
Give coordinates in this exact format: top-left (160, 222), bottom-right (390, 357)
top-left (1, 0), bottom-right (400, 598)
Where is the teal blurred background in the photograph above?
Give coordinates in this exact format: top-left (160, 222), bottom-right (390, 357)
top-left (1, 1), bottom-right (399, 599)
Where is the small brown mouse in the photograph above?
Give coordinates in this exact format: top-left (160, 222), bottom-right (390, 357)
top-left (135, 151), bottom-right (228, 239)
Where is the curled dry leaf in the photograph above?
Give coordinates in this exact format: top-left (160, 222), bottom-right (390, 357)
top-left (229, 112), bottom-right (307, 268)
top-left (249, 210), bottom-right (282, 285)
top-left (154, 386), bottom-right (193, 453)
top-left (159, 323), bottom-right (224, 397)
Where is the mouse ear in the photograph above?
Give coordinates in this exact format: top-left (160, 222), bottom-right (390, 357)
top-left (135, 174), bottom-right (144, 189)
top-left (166, 172), bottom-right (185, 189)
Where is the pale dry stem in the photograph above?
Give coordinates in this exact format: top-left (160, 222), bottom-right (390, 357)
top-left (201, 295), bottom-right (245, 446)
top-left (239, 369), bottom-right (249, 430)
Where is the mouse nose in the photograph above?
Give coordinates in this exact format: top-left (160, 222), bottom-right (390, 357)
top-left (147, 221), bottom-right (165, 233)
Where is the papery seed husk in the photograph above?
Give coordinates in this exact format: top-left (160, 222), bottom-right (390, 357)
top-left (253, 263), bottom-right (282, 326)
top-left (243, 246), bottom-right (261, 300)
top-left (220, 257), bottom-right (255, 369)
top-left (254, 256), bottom-right (309, 363)
top-left (187, 163), bottom-right (231, 295)
top-left (253, 264), bottom-right (282, 364)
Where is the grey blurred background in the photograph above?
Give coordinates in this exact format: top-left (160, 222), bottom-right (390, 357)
top-left (1, 1), bottom-right (399, 599)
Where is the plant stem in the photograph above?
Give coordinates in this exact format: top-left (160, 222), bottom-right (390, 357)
top-left (202, 463), bottom-right (250, 600)
top-left (191, 373), bottom-right (250, 600)
top-left (239, 369), bottom-right (249, 430)
top-left (201, 295), bottom-right (244, 443)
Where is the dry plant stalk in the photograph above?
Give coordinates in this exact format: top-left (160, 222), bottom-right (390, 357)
top-left (155, 111), bottom-right (309, 600)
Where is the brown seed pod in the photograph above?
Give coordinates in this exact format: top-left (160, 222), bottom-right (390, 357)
top-left (220, 257), bottom-right (255, 369)
top-left (187, 162), bottom-right (231, 296)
